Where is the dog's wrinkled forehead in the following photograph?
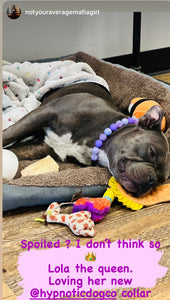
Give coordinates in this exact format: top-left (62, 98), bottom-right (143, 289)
top-left (134, 130), bottom-right (168, 159)
top-left (123, 129), bottom-right (169, 160)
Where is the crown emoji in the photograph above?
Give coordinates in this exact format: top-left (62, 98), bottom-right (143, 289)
top-left (85, 252), bottom-right (96, 261)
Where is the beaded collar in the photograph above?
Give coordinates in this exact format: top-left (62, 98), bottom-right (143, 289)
top-left (91, 117), bottom-right (138, 162)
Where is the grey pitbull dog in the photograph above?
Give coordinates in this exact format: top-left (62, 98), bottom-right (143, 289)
top-left (3, 83), bottom-right (170, 197)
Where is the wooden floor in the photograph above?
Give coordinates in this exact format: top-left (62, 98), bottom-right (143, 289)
top-left (153, 72), bottom-right (170, 84)
top-left (2, 72), bottom-right (170, 299)
top-left (2, 283), bottom-right (17, 300)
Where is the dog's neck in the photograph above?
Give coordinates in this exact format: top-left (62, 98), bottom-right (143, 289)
top-left (91, 117), bottom-right (138, 163)
top-left (98, 149), bottom-right (110, 167)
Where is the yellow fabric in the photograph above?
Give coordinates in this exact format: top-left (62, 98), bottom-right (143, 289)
top-left (103, 177), bottom-right (170, 210)
top-left (103, 177), bottom-right (143, 210)
top-left (103, 187), bottom-right (115, 201)
top-left (34, 218), bottom-right (45, 222)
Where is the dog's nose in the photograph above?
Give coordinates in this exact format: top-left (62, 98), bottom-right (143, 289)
top-left (148, 172), bottom-right (157, 187)
top-left (136, 172), bottom-right (158, 197)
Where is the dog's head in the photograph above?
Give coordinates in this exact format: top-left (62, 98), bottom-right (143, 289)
top-left (106, 105), bottom-right (170, 197)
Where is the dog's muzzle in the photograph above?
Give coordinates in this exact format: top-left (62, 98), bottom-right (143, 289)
top-left (117, 158), bottom-right (158, 197)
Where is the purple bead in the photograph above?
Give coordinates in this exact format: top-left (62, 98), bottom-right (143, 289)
top-left (104, 128), bottom-right (112, 136)
top-left (110, 123), bottom-right (118, 131)
top-left (128, 117), bottom-right (136, 124)
top-left (92, 147), bottom-right (100, 155)
top-left (95, 139), bottom-right (103, 148)
top-left (99, 133), bottom-right (107, 141)
top-left (91, 154), bottom-right (98, 161)
top-left (122, 118), bottom-right (128, 125)
top-left (116, 120), bottom-right (123, 128)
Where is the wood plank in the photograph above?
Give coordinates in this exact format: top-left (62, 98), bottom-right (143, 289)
top-left (2, 282), bottom-right (17, 300)
top-left (153, 73), bottom-right (170, 84)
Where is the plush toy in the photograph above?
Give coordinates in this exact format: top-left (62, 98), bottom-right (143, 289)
top-left (35, 202), bottom-right (95, 237)
top-left (72, 196), bottom-right (111, 222)
top-left (73, 177), bottom-right (170, 222)
top-left (128, 97), bottom-right (166, 132)
top-left (36, 177), bottom-right (170, 236)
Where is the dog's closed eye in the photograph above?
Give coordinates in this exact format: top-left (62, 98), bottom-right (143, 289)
top-left (149, 147), bottom-right (155, 159)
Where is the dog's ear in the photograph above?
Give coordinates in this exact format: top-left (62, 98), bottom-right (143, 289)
top-left (138, 105), bottom-right (165, 132)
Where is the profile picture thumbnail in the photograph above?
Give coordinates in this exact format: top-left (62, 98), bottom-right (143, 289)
top-left (7, 5), bottom-right (21, 19)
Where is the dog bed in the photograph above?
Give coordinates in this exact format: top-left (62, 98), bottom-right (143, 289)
top-left (3, 160), bottom-right (110, 211)
top-left (3, 52), bottom-right (170, 211)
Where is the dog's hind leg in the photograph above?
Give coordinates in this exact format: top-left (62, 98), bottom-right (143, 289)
top-left (7, 137), bottom-right (55, 160)
top-left (3, 105), bottom-right (55, 147)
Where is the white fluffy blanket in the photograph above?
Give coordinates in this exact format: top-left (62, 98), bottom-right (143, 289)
top-left (2, 60), bottom-right (109, 129)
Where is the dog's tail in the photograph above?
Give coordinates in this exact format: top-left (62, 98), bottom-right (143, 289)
top-left (3, 105), bottom-right (55, 147)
